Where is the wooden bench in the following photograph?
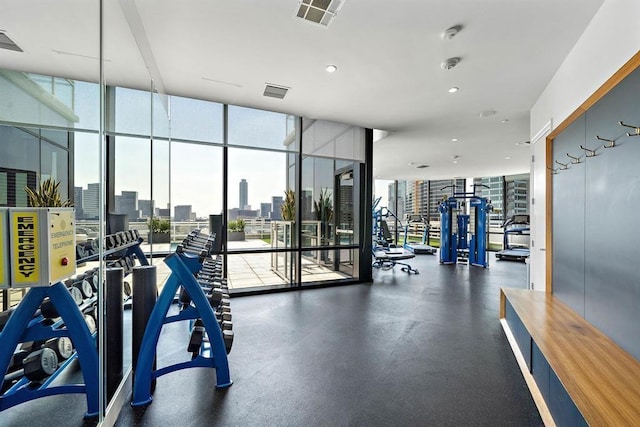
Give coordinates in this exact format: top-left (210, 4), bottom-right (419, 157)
top-left (500, 288), bottom-right (640, 426)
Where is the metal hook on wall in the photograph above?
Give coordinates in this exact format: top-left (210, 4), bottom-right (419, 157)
top-left (566, 152), bottom-right (582, 164)
top-left (547, 167), bottom-right (559, 175)
top-left (596, 135), bottom-right (615, 148)
top-left (619, 121), bottom-right (640, 136)
top-left (579, 145), bottom-right (597, 157)
top-left (555, 160), bottom-right (569, 170)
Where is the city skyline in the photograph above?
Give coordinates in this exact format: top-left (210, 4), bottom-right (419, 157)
top-left (75, 182), bottom-right (287, 221)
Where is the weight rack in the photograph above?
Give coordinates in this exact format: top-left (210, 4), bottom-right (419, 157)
top-left (132, 233), bottom-right (232, 407)
top-left (0, 231), bottom-right (148, 418)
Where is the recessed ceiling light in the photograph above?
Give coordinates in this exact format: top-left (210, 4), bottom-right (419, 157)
top-left (408, 162), bottom-right (415, 166)
top-left (501, 119), bottom-right (509, 123)
top-left (325, 64), bottom-right (338, 73)
top-left (453, 160), bottom-right (458, 164)
top-left (448, 87), bottom-right (459, 93)
top-left (441, 57), bottom-right (461, 70)
top-left (504, 156), bottom-right (511, 160)
top-left (451, 138), bottom-right (459, 142)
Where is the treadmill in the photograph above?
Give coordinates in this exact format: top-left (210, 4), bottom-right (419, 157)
top-left (403, 215), bottom-right (437, 255)
top-left (495, 214), bottom-right (530, 262)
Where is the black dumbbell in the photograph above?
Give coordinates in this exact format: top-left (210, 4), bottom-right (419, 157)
top-left (40, 298), bottom-right (60, 319)
top-left (105, 235), bottom-right (116, 250)
top-left (23, 348), bottom-right (58, 382)
top-left (223, 330), bottom-right (234, 354)
top-left (220, 320), bottom-right (233, 331)
top-left (42, 337), bottom-right (74, 361)
top-left (123, 280), bottom-right (132, 297)
top-left (72, 278), bottom-right (94, 299)
top-left (84, 313), bottom-right (97, 334)
top-left (187, 325), bottom-right (205, 355)
top-left (7, 350), bottom-right (30, 373)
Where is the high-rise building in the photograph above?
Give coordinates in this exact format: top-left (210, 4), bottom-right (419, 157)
top-left (271, 196), bottom-right (284, 220)
top-left (82, 183), bottom-right (100, 219)
top-left (138, 199), bottom-right (153, 218)
top-left (239, 179), bottom-right (248, 209)
top-left (174, 205), bottom-right (193, 221)
top-left (260, 202), bottom-right (271, 218)
top-left (74, 186), bottom-right (84, 218)
top-left (119, 190), bottom-right (139, 220)
top-left (506, 177), bottom-right (529, 218)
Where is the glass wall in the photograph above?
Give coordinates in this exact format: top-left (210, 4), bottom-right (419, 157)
top-left (0, 0), bottom-right (105, 423)
top-left (0, 11), bottom-right (371, 424)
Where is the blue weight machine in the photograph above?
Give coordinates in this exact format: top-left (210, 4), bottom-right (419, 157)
top-left (439, 186), bottom-right (493, 268)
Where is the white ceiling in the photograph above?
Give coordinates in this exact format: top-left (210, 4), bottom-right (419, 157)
top-left (0, 0), bottom-right (604, 180)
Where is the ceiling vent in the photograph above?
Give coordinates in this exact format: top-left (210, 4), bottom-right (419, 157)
top-left (0, 31), bottom-right (23, 52)
top-left (264, 84), bottom-right (290, 99)
top-left (441, 57), bottom-right (460, 70)
top-left (295, 0), bottom-right (345, 27)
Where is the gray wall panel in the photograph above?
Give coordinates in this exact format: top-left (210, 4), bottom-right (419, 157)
top-left (584, 69), bottom-right (640, 360)
top-left (552, 115), bottom-right (586, 316)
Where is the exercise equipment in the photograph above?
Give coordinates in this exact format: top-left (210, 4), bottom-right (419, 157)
top-left (402, 214), bottom-right (437, 255)
top-left (132, 230), bottom-right (232, 408)
top-left (439, 185), bottom-right (493, 268)
top-left (495, 214), bottom-right (530, 262)
top-left (0, 228), bottom-right (147, 418)
top-left (372, 198), bottom-right (418, 274)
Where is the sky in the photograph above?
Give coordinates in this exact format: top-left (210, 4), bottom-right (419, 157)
top-left (73, 88), bottom-right (292, 218)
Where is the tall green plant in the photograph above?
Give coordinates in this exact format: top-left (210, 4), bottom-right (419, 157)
top-left (281, 189), bottom-right (295, 221)
top-left (25, 177), bottom-right (73, 207)
top-left (313, 188), bottom-right (333, 222)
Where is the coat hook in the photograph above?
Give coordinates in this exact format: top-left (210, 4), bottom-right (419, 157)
top-left (566, 152), bottom-right (582, 164)
top-left (579, 145), bottom-right (597, 157)
top-left (596, 135), bottom-right (615, 148)
top-left (547, 167), bottom-right (558, 175)
top-left (555, 160), bottom-right (569, 170)
top-left (618, 121), bottom-right (640, 136)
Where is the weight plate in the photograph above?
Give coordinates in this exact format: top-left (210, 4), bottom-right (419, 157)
top-left (81, 280), bottom-right (93, 298)
top-left (40, 347), bottom-right (58, 375)
top-left (57, 337), bottom-right (74, 360)
top-left (84, 314), bottom-right (97, 334)
top-left (69, 286), bottom-right (83, 305)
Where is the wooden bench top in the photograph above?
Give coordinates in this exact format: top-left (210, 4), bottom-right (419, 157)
top-left (501, 288), bottom-right (640, 426)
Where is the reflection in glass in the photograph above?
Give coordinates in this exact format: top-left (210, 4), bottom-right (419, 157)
top-left (227, 252), bottom-right (295, 290)
top-left (301, 249), bottom-right (357, 284)
top-left (170, 95), bottom-right (223, 143)
top-left (228, 105), bottom-right (297, 151)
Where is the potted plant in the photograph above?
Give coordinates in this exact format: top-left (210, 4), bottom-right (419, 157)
top-left (24, 177), bottom-right (73, 207)
top-left (281, 189), bottom-right (295, 221)
top-left (147, 217), bottom-right (171, 243)
top-left (313, 188), bottom-right (333, 261)
top-left (227, 218), bottom-right (246, 241)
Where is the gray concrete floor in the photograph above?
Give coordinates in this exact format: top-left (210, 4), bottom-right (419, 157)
top-left (1, 255), bottom-right (541, 426)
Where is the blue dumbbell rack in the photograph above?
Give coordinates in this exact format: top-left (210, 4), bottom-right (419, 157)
top-left (132, 251), bottom-right (232, 407)
top-left (0, 236), bottom-right (148, 418)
